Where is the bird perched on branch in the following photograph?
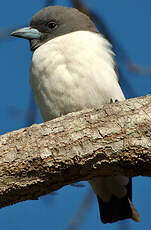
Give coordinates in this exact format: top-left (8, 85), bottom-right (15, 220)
top-left (11, 6), bottom-right (140, 224)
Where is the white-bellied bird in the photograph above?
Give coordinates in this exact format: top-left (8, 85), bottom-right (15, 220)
top-left (11, 6), bottom-right (140, 224)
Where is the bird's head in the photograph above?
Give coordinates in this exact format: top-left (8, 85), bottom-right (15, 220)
top-left (11, 6), bottom-right (98, 51)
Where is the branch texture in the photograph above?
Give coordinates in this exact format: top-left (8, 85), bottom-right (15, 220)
top-left (1, 95), bottom-right (151, 208)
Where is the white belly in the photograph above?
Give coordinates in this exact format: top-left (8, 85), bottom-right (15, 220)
top-left (30, 31), bottom-right (125, 121)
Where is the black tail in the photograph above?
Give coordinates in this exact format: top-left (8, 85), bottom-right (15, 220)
top-left (97, 179), bottom-right (140, 223)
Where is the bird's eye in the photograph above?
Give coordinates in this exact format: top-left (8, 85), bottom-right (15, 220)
top-left (47, 21), bottom-right (57, 29)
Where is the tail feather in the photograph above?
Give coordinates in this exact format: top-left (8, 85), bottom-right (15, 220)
top-left (96, 178), bottom-right (140, 223)
top-left (97, 195), bottom-right (140, 223)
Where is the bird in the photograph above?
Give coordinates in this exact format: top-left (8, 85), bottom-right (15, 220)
top-left (11, 6), bottom-right (140, 224)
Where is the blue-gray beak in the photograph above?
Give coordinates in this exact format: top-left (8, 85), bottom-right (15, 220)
top-left (10, 27), bottom-right (41, 40)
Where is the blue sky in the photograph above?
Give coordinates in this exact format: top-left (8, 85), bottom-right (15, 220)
top-left (1, 0), bottom-right (151, 229)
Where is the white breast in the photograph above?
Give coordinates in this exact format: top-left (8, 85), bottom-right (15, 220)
top-left (30, 31), bottom-right (125, 121)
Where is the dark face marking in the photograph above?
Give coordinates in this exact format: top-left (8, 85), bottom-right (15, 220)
top-left (29, 6), bottom-right (98, 51)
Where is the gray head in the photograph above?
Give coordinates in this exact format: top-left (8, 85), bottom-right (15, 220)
top-left (11, 6), bottom-right (98, 51)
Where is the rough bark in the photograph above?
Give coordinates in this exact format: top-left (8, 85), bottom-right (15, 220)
top-left (1, 95), bottom-right (151, 209)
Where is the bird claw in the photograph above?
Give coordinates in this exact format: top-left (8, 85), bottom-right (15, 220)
top-left (110, 98), bottom-right (119, 103)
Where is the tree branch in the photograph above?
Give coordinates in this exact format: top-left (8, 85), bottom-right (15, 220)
top-left (1, 95), bottom-right (151, 208)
